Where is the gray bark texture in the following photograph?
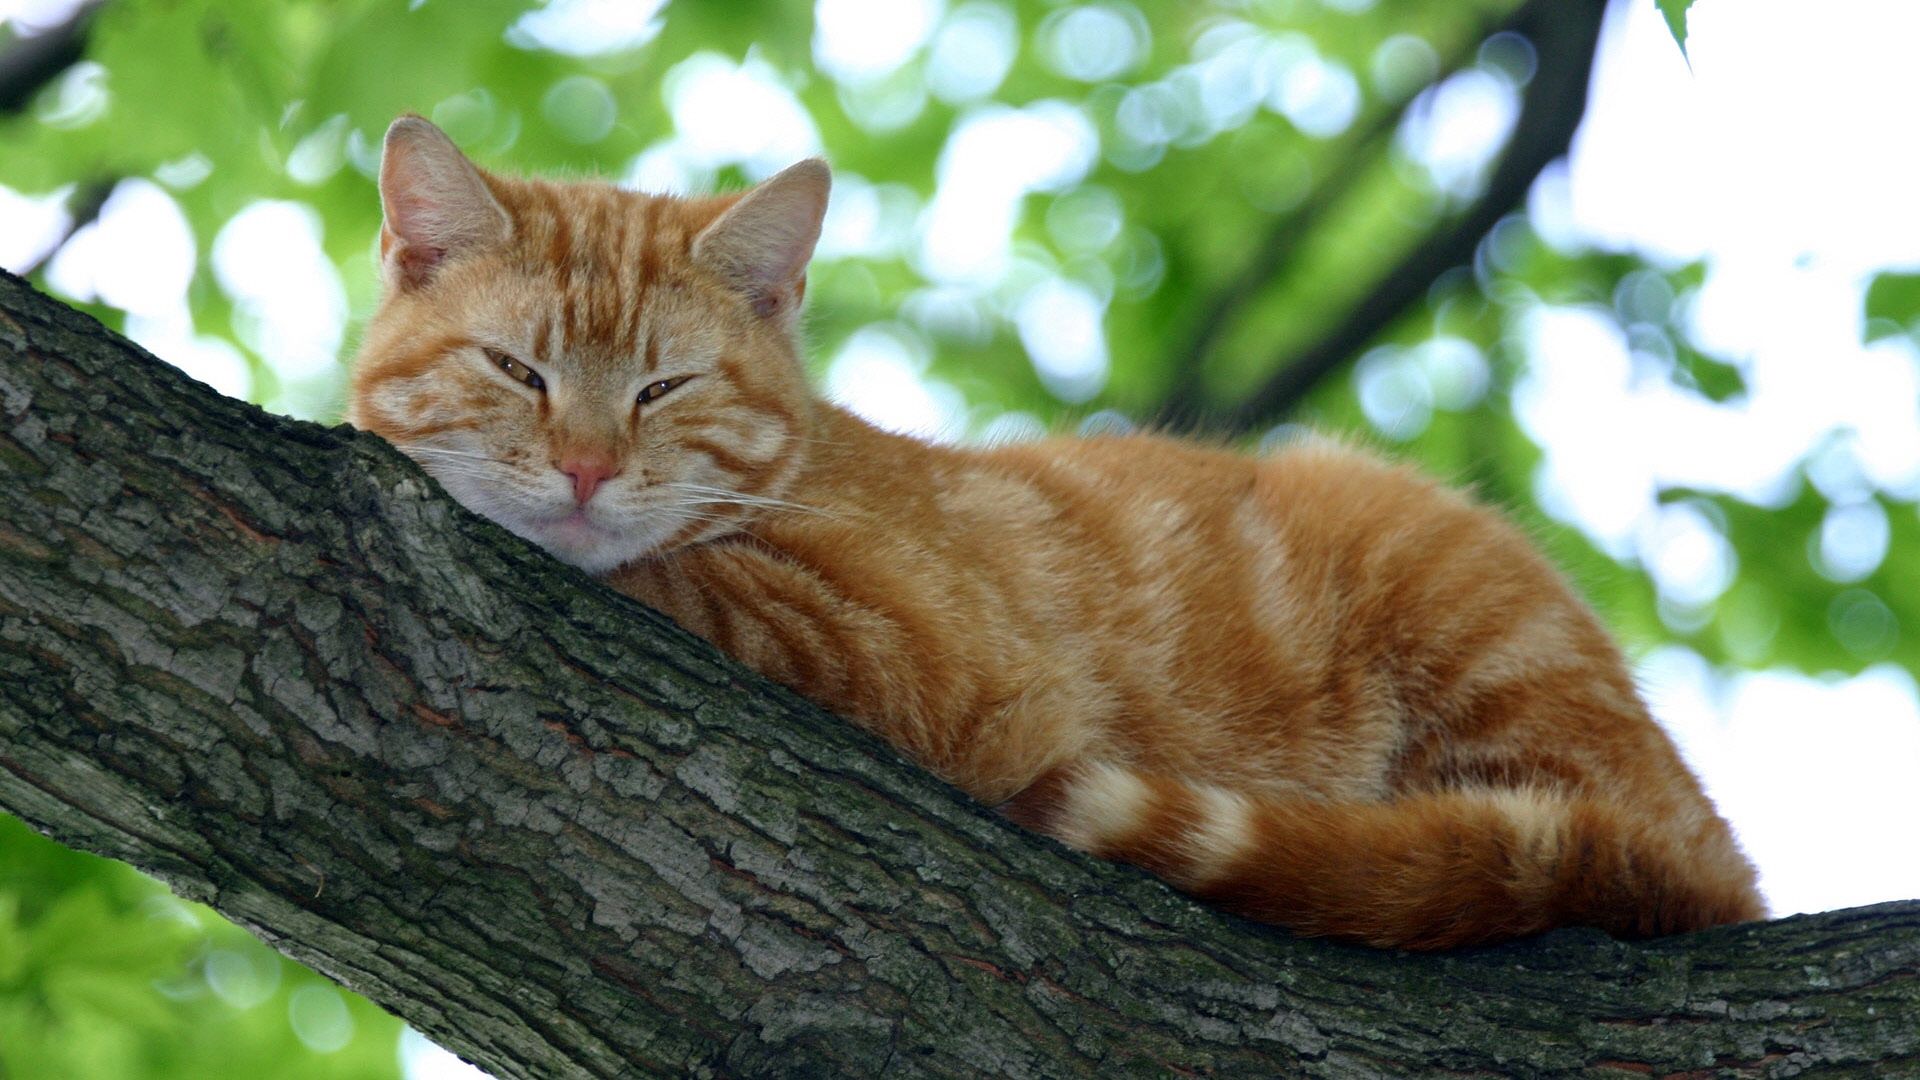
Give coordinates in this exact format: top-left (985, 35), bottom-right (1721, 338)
top-left (0, 270), bottom-right (1916, 1078)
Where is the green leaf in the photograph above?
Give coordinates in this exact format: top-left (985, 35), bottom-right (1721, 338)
top-left (1657, 0), bottom-right (1694, 59)
top-left (1863, 271), bottom-right (1920, 340)
top-left (1672, 346), bottom-right (1748, 403)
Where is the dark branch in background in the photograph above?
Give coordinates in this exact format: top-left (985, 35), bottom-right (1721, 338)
top-left (1157, 0), bottom-right (1606, 434)
top-left (16, 178), bottom-right (111, 279)
top-left (1220, 0), bottom-right (1603, 431)
top-left (0, 3), bottom-right (111, 282)
top-left (1154, 0), bottom-right (1534, 423)
top-left (0, 1), bottom-right (101, 114)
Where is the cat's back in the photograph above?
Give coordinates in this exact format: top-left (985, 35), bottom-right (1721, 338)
top-left (767, 420), bottom-right (1582, 658)
top-left (654, 415), bottom-right (1613, 712)
top-left (983, 428), bottom-right (1545, 594)
top-left (981, 429), bottom-right (1619, 703)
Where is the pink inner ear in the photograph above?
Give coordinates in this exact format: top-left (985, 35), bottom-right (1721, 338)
top-left (394, 243), bottom-right (447, 290)
top-left (749, 273), bottom-right (808, 317)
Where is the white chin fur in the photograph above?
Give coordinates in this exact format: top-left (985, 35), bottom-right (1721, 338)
top-left (536, 529), bottom-right (647, 574)
top-left (424, 466), bottom-right (667, 575)
top-left (514, 514), bottom-right (665, 575)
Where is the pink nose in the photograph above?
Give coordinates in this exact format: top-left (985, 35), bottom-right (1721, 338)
top-left (558, 456), bottom-right (619, 505)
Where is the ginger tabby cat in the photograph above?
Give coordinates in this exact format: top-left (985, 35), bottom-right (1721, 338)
top-left (348, 116), bottom-right (1763, 950)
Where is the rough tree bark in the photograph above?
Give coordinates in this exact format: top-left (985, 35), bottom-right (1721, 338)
top-left (0, 271), bottom-right (1915, 1078)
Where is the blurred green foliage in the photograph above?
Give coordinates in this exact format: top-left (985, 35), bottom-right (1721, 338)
top-left (0, 814), bottom-right (402, 1077)
top-left (0, 0), bottom-right (1915, 1075)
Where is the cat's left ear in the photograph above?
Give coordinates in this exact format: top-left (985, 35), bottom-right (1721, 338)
top-left (691, 159), bottom-right (830, 324)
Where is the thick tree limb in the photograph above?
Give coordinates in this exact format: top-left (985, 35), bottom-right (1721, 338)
top-left (0, 271), bottom-right (1916, 1078)
top-left (1161, 0), bottom-right (1606, 434)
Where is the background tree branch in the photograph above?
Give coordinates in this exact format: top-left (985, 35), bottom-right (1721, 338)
top-left (0, 3), bottom-right (111, 282)
top-left (2, 271), bottom-right (1916, 1078)
top-left (15, 177), bottom-right (111, 279)
top-left (0, 1), bottom-right (101, 115)
top-left (1159, 0), bottom-right (1606, 434)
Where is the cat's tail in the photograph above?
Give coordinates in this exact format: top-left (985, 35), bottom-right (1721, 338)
top-left (1001, 762), bottom-right (1764, 950)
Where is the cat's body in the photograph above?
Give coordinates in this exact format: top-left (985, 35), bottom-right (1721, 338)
top-left (350, 117), bottom-right (1764, 949)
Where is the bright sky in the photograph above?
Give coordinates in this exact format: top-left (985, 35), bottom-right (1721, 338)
top-left (1536, 0), bottom-right (1920, 918)
top-left (3, 4), bottom-right (1918, 1073)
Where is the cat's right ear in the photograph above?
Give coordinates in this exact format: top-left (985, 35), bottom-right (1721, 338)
top-left (378, 116), bottom-right (510, 291)
top-left (690, 158), bottom-right (831, 325)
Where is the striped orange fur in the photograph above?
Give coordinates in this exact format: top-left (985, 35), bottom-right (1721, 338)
top-left (348, 117), bottom-right (1763, 950)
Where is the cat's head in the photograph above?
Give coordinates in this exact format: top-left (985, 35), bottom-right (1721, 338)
top-left (348, 115), bottom-right (828, 574)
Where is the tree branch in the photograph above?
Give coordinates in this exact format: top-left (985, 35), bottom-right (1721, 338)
top-left (15, 177), bottom-right (112, 279)
top-left (1154, 0), bottom-right (1538, 425)
top-left (1, 270), bottom-right (1916, 1078)
top-left (1165, 0), bottom-right (1606, 435)
top-left (0, 1), bottom-right (101, 115)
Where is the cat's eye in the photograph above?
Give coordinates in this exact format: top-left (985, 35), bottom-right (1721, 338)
top-left (637, 376), bottom-right (690, 406)
top-left (485, 348), bottom-right (545, 392)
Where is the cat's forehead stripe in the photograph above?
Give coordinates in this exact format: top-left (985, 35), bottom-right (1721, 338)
top-left (618, 275), bottom-right (646, 360)
top-left (604, 198), bottom-right (640, 357)
top-left (491, 178), bottom-right (742, 366)
top-left (638, 196), bottom-right (666, 298)
top-left (533, 312), bottom-right (555, 364)
top-left (542, 184), bottom-right (573, 283)
top-left (574, 192), bottom-right (618, 353)
top-left (560, 281), bottom-right (580, 353)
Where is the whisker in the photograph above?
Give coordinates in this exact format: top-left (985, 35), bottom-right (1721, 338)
top-left (678, 498), bottom-right (839, 520)
top-left (400, 446), bottom-right (503, 463)
top-left (406, 463), bottom-right (502, 480)
top-left (651, 482), bottom-right (837, 517)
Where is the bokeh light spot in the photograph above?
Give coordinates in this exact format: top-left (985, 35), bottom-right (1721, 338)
top-left (814, 0), bottom-right (943, 84)
top-left (543, 75), bottom-right (617, 144)
top-left (1040, 3), bottom-right (1149, 83)
top-left (927, 2), bottom-right (1018, 103)
top-left (288, 985), bottom-right (354, 1053)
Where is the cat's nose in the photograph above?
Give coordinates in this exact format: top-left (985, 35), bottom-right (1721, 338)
top-left (557, 455), bottom-right (620, 505)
